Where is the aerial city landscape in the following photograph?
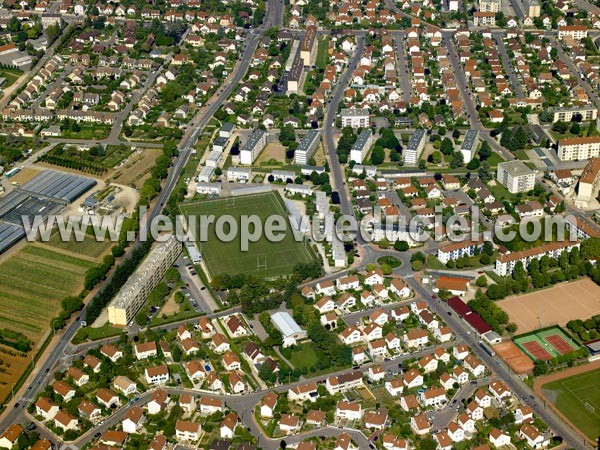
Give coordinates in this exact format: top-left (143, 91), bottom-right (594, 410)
top-left (0, 0), bottom-right (600, 448)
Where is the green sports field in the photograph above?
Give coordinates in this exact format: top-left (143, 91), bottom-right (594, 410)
top-left (180, 192), bottom-right (317, 279)
top-left (542, 368), bottom-right (600, 440)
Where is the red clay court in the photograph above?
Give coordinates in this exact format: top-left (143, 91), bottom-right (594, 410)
top-left (522, 341), bottom-right (553, 361)
top-left (546, 334), bottom-right (574, 355)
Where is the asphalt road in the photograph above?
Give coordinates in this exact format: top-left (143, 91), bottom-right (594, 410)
top-left (492, 31), bottom-right (525, 98)
top-left (391, 31), bottom-right (412, 103)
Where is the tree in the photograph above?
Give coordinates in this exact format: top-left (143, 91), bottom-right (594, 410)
top-left (475, 275), bottom-right (487, 287)
top-left (411, 260), bottom-right (423, 271)
top-left (506, 322), bottom-right (518, 333)
top-left (478, 140), bottom-right (492, 161)
top-left (165, 267), bottom-right (180, 283)
top-left (570, 122), bottom-right (581, 135)
top-left (430, 151), bottom-right (442, 164)
top-left (394, 240), bottom-right (409, 251)
top-left (440, 138), bottom-right (454, 155)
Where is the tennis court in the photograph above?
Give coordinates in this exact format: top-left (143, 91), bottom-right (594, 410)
top-left (545, 334), bottom-right (574, 355)
top-left (515, 326), bottom-right (581, 362)
top-left (522, 340), bottom-right (553, 361)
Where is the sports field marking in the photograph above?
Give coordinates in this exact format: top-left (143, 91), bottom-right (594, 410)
top-left (181, 192), bottom-right (317, 279)
top-left (562, 383), bottom-right (600, 420)
top-left (545, 334), bottom-right (574, 355)
top-left (522, 340), bottom-right (552, 360)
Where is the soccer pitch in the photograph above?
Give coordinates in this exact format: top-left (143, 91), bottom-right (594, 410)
top-left (542, 368), bottom-right (600, 440)
top-left (180, 192), bottom-right (317, 279)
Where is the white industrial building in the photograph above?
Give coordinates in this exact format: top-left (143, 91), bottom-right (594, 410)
top-left (270, 311), bottom-right (307, 347)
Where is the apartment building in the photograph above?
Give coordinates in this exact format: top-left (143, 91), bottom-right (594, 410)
top-left (526, 0), bottom-right (540, 17)
top-left (479, 0), bottom-right (501, 12)
top-left (240, 129), bottom-right (267, 165)
top-left (494, 241), bottom-right (580, 275)
top-left (575, 157), bottom-right (600, 207)
top-left (496, 160), bottom-right (535, 193)
top-left (350, 129), bottom-right (373, 164)
top-left (404, 130), bottom-right (427, 166)
top-left (473, 12), bottom-right (496, 26)
top-left (557, 136), bottom-right (600, 161)
top-left (107, 235), bottom-right (181, 326)
top-left (551, 107), bottom-right (597, 123)
top-left (300, 25), bottom-right (317, 66)
top-left (460, 129), bottom-right (479, 162)
top-left (341, 108), bottom-right (369, 128)
top-left (437, 239), bottom-right (484, 264)
top-left (558, 25), bottom-right (588, 40)
top-left (295, 130), bottom-right (320, 165)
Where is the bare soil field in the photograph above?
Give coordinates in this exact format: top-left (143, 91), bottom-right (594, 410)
top-left (112, 148), bottom-right (162, 188)
top-left (10, 167), bottom-right (41, 185)
top-left (497, 278), bottom-right (600, 334)
top-left (256, 142), bottom-right (286, 165)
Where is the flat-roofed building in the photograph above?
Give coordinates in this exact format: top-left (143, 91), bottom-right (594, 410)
top-left (198, 165), bottom-right (215, 183)
top-left (295, 130), bottom-right (320, 165)
top-left (350, 129), bottom-right (373, 164)
top-left (552, 107), bottom-right (597, 123)
top-left (240, 129), bottom-right (267, 165)
top-left (496, 160), bottom-right (535, 193)
top-left (404, 130), bottom-right (426, 166)
top-left (108, 235), bottom-right (181, 326)
top-left (557, 136), bottom-right (600, 161)
top-left (212, 136), bottom-right (229, 153)
top-left (341, 108), bottom-right (369, 129)
top-left (226, 166), bottom-right (252, 182)
top-left (460, 129), bottom-right (479, 162)
top-left (219, 123), bottom-right (234, 139)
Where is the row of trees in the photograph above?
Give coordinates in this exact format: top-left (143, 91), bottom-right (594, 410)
top-left (566, 315), bottom-right (600, 343)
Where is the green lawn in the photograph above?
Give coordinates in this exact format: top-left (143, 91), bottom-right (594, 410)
top-left (315, 38), bottom-right (330, 70)
top-left (61, 125), bottom-right (110, 140)
top-left (486, 153), bottom-right (505, 167)
top-left (180, 192), bottom-right (316, 279)
top-left (0, 69), bottom-right (22, 88)
top-left (514, 150), bottom-right (529, 161)
top-left (542, 368), bottom-right (600, 440)
top-left (289, 343), bottom-right (319, 370)
top-left (486, 181), bottom-right (518, 202)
